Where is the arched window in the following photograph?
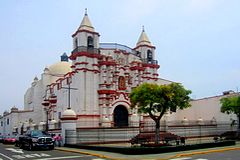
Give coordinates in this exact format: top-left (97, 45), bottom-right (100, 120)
top-left (75, 38), bottom-right (78, 49)
top-left (87, 36), bottom-right (94, 48)
top-left (118, 76), bottom-right (126, 90)
top-left (147, 50), bottom-right (152, 61)
top-left (136, 51), bottom-right (141, 57)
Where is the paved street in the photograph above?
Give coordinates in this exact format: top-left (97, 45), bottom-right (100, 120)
top-left (1, 143), bottom-right (240, 160)
top-left (192, 149), bottom-right (240, 160)
top-left (170, 149), bottom-right (240, 160)
top-left (0, 144), bottom-right (107, 160)
top-left (166, 150), bottom-right (240, 160)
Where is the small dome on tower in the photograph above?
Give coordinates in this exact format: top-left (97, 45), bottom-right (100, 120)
top-left (136, 26), bottom-right (152, 46)
top-left (61, 53), bottom-right (69, 62)
top-left (34, 76), bottom-right (38, 82)
top-left (78, 8), bottom-right (95, 32)
top-left (31, 76), bottom-right (39, 87)
top-left (11, 106), bottom-right (18, 112)
top-left (44, 67), bottom-right (50, 73)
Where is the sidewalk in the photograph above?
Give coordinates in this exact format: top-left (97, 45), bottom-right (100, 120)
top-left (55, 142), bottom-right (240, 160)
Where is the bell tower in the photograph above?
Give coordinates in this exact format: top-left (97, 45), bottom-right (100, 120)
top-left (72, 8), bottom-right (100, 52)
top-left (134, 26), bottom-right (156, 64)
top-left (69, 9), bottom-right (101, 120)
top-left (134, 26), bottom-right (159, 83)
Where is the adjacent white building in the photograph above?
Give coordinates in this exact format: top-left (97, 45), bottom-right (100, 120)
top-left (168, 90), bottom-right (237, 123)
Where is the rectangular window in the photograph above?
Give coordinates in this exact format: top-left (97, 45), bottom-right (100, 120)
top-left (67, 77), bottom-right (72, 84)
top-left (7, 118), bottom-right (9, 125)
top-left (58, 112), bottom-right (61, 119)
top-left (57, 83), bottom-right (62, 90)
top-left (1, 121), bottom-right (3, 126)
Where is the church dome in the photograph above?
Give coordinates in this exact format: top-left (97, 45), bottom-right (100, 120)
top-left (11, 106), bottom-right (18, 112)
top-left (61, 108), bottom-right (77, 120)
top-left (48, 61), bottom-right (71, 76)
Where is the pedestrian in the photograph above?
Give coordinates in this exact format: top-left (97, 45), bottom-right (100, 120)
top-left (53, 134), bottom-right (58, 146)
top-left (56, 134), bottom-right (62, 147)
top-left (180, 137), bottom-right (185, 145)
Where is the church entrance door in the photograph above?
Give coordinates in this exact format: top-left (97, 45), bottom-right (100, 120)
top-left (113, 105), bottom-right (128, 127)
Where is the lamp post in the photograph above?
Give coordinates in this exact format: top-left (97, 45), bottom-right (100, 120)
top-left (42, 98), bottom-right (50, 132)
top-left (42, 94), bottom-right (57, 132)
top-left (48, 94), bottom-right (57, 130)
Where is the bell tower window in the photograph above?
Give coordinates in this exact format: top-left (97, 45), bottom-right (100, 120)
top-left (87, 36), bottom-right (94, 48)
top-left (147, 50), bottom-right (152, 62)
top-left (75, 38), bottom-right (78, 49)
top-left (136, 51), bottom-right (141, 57)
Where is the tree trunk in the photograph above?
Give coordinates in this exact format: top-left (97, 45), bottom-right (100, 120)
top-left (155, 120), bottom-right (160, 144)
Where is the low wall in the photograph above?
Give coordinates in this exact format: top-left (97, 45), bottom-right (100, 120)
top-left (65, 127), bottom-right (139, 144)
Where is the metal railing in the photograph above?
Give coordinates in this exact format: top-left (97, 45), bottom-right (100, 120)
top-left (72, 46), bottom-right (100, 54)
top-left (66, 127), bottom-right (139, 145)
top-left (100, 43), bottom-right (135, 53)
top-left (64, 121), bottom-right (238, 146)
top-left (142, 59), bottom-right (158, 65)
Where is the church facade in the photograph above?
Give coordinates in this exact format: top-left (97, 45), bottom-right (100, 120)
top-left (45, 11), bottom-right (172, 128)
top-left (0, 11), bottom-right (236, 137)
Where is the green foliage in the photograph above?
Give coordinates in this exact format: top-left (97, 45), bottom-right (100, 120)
top-left (130, 83), bottom-right (192, 120)
top-left (220, 96), bottom-right (240, 116)
top-left (130, 82), bottom-right (192, 144)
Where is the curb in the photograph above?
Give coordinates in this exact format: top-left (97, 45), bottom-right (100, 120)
top-left (55, 146), bottom-right (240, 160)
top-left (55, 147), bottom-right (127, 160)
top-left (166, 147), bottom-right (240, 160)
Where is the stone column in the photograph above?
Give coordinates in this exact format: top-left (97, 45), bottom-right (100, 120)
top-left (60, 108), bottom-right (78, 145)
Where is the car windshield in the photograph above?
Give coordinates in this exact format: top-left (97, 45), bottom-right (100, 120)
top-left (6, 136), bottom-right (15, 139)
top-left (31, 130), bottom-right (50, 137)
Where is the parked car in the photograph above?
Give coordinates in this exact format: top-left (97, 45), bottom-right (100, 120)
top-left (220, 131), bottom-right (238, 140)
top-left (0, 136), bottom-right (4, 143)
top-left (3, 136), bottom-right (17, 144)
top-left (19, 130), bottom-right (54, 150)
top-left (15, 134), bottom-right (24, 147)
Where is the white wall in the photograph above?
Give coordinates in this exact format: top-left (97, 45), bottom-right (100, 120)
top-left (169, 94), bottom-right (237, 123)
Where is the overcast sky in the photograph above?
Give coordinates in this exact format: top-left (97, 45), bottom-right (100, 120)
top-left (0, 0), bottom-right (240, 114)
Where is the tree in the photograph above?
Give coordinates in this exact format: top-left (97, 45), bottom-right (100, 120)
top-left (220, 95), bottom-right (240, 132)
top-left (130, 83), bottom-right (192, 144)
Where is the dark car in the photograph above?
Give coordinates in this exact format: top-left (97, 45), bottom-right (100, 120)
top-left (15, 134), bottom-right (24, 147)
top-left (19, 130), bottom-right (54, 150)
top-left (3, 136), bottom-right (17, 144)
top-left (0, 136), bottom-right (4, 143)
